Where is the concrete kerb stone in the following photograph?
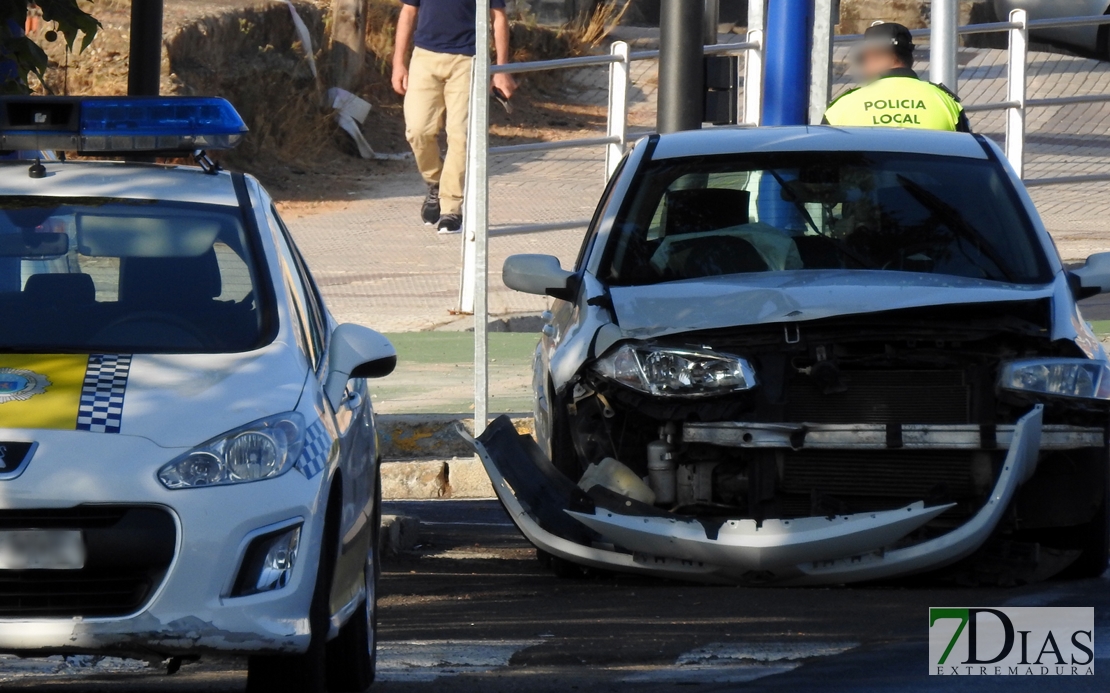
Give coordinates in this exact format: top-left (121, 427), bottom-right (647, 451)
top-left (377, 413), bottom-right (534, 460)
top-left (378, 414), bottom-right (534, 500)
top-left (379, 514), bottom-right (421, 556)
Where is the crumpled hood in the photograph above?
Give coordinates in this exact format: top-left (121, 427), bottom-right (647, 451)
top-left (609, 270), bottom-right (1057, 339)
top-left (120, 343), bottom-right (308, 448)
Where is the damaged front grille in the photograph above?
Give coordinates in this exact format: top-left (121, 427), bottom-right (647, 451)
top-left (785, 370), bottom-right (971, 424)
top-left (779, 449), bottom-right (984, 518)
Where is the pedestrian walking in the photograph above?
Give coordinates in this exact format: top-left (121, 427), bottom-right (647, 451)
top-left (824, 21), bottom-right (970, 133)
top-left (392, 0), bottom-right (517, 234)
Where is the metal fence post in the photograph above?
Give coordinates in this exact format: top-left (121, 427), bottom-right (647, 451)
top-left (930, 0), bottom-right (959, 94)
top-left (808, 0), bottom-right (836, 124)
top-left (1006, 9), bottom-right (1028, 178)
top-left (744, 29), bottom-right (764, 126)
top-left (605, 41), bottom-right (630, 180)
top-left (744, 0), bottom-right (765, 126)
top-left (467, 0), bottom-right (491, 432)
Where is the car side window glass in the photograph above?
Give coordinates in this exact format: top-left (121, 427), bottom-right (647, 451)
top-left (576, 157), bottom-right (627, 271)
top-left (271, 207), bottom-right (327, 371)
top-left (264, 207), bottom-right (316, 367)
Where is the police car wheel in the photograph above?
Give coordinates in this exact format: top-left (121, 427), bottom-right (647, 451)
top-left (325, 473), bottom-right (380, 691)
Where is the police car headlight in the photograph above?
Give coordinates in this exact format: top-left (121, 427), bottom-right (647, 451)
top-left (999, 359), bottom-right (1110, 400)
top-left (593, 343), bottom-right (757, 398)
top-left (158, 413), bottom-right (306, 489)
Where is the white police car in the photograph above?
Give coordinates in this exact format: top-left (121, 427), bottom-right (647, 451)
top-left (0, 97), bottom-right (394, 692)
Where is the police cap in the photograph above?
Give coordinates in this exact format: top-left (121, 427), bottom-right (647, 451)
top-left (863, 21), bottom-right (915, 63)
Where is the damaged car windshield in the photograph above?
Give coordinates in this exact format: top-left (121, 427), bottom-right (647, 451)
top-left (605, 151), bottom-right (1052, 286)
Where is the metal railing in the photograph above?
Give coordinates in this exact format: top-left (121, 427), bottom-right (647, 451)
top-left (459, 32), bottom-right (766, 316)
top-left (836, 11), bottom-right (1110, 184)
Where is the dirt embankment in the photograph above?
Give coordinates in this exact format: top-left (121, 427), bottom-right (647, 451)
top-left (29, 1), bottom-right (619, 210)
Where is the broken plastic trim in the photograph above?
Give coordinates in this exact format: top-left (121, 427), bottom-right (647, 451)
top-left (468, 405), bottom-right (1045, 585)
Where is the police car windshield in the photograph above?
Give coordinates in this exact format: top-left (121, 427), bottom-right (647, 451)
top-left (0, 197), bottom-right (273, 353)
top-left (606, 151), bottom-right (1053, 286)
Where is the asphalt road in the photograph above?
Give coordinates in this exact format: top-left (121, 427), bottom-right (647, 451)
top-left (3, 500), bottom-right (1108, 692)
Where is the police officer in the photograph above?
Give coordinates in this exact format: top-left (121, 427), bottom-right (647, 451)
top-left (824, 22), bottom-right (970, 132)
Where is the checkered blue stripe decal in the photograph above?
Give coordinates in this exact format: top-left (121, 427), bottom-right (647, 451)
top-left (76, 354), bottom-right (132, 434)
top-left (296, 419), bottom-right (332, 479)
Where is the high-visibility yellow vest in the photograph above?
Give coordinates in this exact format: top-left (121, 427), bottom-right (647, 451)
top-left (824, 76), bottom-right (965, 131)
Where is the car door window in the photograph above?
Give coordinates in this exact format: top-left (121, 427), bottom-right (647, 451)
top-left (270, 207), bottom-right (327, 373)
top-left (264, 207), bottom-right (317, 368)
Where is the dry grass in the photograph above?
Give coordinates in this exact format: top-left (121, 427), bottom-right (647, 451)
top-left (166, 3), bottom-right (337, 167)
top-left (567, 0), bottom-right (632, 49)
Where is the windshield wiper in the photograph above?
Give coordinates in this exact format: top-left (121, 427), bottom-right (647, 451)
top-left (894, 174), bottom-right (1016, 283)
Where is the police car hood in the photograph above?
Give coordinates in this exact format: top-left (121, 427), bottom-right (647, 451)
top-left (116, 343), bottom-right (307, 448)
top-left (609, 270), bottom-right (1057, 338)
top-left (0, 343), bottom-right (306, 449)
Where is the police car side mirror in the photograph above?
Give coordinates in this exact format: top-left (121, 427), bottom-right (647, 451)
top-left (324, 324), bottom-right (397, 410)
top-left (1072, 252), bottom-right (1110, 298)
top-left (503, 254), bottom-right (578, 301)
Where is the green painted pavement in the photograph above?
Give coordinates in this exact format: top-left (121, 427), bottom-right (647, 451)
top-left (370, 332), bottom-right (539, 415)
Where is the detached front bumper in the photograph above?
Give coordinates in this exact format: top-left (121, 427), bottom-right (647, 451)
top-left (0, 431), bottom-right (326, 657)
top-left (470, 406), bottom-right (1050, 585)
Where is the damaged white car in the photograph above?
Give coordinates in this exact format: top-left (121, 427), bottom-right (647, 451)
top-left (473, 127), bottom-right (1110, 586)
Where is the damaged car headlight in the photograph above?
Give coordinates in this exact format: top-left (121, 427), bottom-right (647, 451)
top-left (158, 413), bottom-right (306, 489)
top-left (593, 344), bottom-right (757, 398)
top-left (999, 359), bottom-right (1110, 400)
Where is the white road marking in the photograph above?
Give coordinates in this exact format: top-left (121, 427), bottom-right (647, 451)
top-left (620, 663), bottom-right (800, 684)
top-left (676, 640), bottom-right (859, 664)
top-left (0, 655), bottom-right (147, 683)
top-left (620, 640), bottom-right (858, 684)
top-left (424, 549), bottom-right (508, 560)
top-left (376, 640), bottom-right (542, 683)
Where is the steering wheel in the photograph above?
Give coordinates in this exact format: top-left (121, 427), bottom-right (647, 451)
top-left (92, 311), bottom-right (215, 350)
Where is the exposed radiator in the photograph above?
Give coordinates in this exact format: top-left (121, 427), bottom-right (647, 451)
top-left (785, 370), bottom-right (971, 424)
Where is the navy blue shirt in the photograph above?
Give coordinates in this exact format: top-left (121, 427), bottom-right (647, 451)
top-left (402, 0), bottom-right (506, 57)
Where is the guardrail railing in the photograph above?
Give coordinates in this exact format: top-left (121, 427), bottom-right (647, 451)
top-left (836, 11), bottom-right (1110, 184)
top-left (459, 32), bottom-right (766, 315)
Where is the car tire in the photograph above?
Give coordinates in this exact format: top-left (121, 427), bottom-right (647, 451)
top-left (1059, 459), bottom-right (1110, 579)
top-left (325, 471), bottom-right (381, 692)
top-left (537, 549), bottom-right (586, 579)
top-left (246, 491), bottom-right (340, 693)
top-left (548, 381), bottom-right (581, 482)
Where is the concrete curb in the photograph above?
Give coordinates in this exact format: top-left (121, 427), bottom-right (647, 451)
top-left (379, 514), bottom-right (421, 556)
top-left (377, 414), bottom-right (534, 460)
top-left (381, 457), bottom-right (496, 500)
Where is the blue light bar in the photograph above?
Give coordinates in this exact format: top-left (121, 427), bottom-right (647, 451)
top-left (0, 96), bottom-right (248, 153)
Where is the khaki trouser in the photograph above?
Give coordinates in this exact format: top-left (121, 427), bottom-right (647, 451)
top-left (404, 47), bottom-right (473, 217)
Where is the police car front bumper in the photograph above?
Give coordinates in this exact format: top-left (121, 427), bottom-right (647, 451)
top-left (0, 429), bottom-right (327, 657)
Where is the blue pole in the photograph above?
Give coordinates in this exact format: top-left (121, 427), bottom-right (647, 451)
top-left (761, 0), bottom-right (813, 126)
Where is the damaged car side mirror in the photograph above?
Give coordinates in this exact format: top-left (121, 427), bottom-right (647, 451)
top-left (503, 254), bottom-right (579, 301)
top-left (1072, 252), bottom-right (1110, 298)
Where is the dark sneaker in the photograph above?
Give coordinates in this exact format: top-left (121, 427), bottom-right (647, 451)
top-left (437, 214), bottom-right (463, 235)
top-left (421, 185), bottom-right (441, 225)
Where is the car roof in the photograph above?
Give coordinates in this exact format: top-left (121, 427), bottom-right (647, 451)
top-left (0, 160), bottom-right (240, 207)
top-left (649, 125), bottom-right (991, 161)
